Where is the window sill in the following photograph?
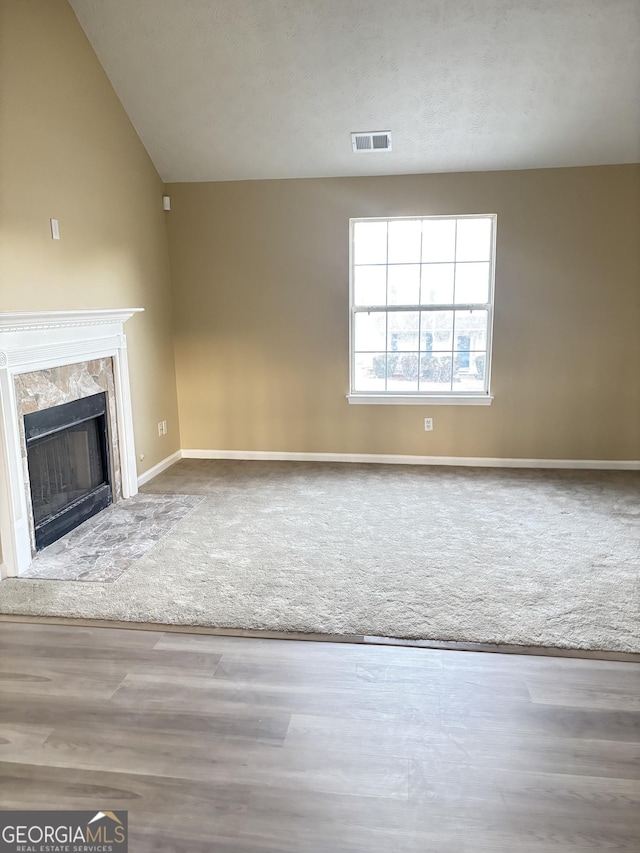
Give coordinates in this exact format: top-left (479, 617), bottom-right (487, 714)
top-left (346, 394), bottom-right (493, 406)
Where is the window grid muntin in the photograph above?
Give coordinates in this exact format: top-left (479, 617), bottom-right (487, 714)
top-left (384, 222), bottom-right (389, 390)
top-left (350, 214), bottom-right (495, 396)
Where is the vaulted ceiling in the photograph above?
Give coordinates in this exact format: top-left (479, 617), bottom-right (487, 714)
top-left (68, 0), bottom-right (640, 182)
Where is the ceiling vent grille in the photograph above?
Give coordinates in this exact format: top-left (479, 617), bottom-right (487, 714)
top-left (351, 131), bottom-right (392, 153)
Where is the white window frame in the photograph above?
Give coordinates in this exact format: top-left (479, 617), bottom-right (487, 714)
top-left (347, 214), bottom-right (496, 406)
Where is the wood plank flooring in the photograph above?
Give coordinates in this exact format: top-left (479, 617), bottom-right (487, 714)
top-left (1, 621), bottom-right (639, 852)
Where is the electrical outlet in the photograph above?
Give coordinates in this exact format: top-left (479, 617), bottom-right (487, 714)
top-left (158, 421), bottom-right (164, 437)
top-left (424, 418), bottom-right (433, 432)
top-left (162, 420), bottom-right (167, 435)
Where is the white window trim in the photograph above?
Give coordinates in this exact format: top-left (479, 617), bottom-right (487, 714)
top-left (347, 393), bottom-right (494, 406)
top-left (348, 214), bottom-right (497, 406)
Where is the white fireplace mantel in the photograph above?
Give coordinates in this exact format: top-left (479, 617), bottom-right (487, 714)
top-left (0, 308), bottom-right (143, 578)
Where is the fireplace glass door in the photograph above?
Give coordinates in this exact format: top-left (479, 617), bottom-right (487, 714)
top-left (24, 393), bottom-right (112, 550)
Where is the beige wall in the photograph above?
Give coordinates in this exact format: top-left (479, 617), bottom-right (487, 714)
top-left (0, 0), bottom-right (180, 477)
top-left (2, 0), bottom-right (636, 468)
top-left (167, 166), bottom-right (640, 460)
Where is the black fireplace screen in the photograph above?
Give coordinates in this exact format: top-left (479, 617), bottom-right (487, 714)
top-left (24, 392), bottom-right (112, 550)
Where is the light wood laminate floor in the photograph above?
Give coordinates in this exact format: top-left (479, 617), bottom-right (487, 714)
top-left (1, 621), bottom-right (639, 852)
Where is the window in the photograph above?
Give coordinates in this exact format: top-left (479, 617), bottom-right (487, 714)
top-left (348, 215), bottom-right (496, 405)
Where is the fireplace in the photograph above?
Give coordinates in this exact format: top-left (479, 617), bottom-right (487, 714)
top-left (25, 392), bottom-right (112, 550)
top-left (0, 309), bottom-right (143, 577)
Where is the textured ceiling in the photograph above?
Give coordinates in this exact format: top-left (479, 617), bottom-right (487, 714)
top-left (68, 0), bottom-right (640, 182)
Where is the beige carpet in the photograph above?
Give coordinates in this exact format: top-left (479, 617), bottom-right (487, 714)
top-left (1, 461), bottom-right (639, 652)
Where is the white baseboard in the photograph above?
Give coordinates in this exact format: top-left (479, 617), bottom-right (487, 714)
top-left (181, 449), bottom-right (640, 471)
top-left (137, 450), bottom-right (183, 487)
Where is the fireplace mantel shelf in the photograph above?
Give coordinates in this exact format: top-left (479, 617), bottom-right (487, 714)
top-left (0, 309), bottom-right (143, 578)
top-left (0, 308), bottom-right (143, 334)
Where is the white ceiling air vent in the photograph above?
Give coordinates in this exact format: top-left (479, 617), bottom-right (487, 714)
top-left (351, 131), bottom-right (392, 153)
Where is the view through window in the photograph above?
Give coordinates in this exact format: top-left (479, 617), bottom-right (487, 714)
top-left (350, 215), bottom-right (496, 399)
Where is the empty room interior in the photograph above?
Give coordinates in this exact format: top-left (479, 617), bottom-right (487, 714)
top-left (1, 0), bottom-right (639, 850)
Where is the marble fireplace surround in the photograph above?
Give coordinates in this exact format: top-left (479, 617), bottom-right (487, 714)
top-left (0, 309), bottom-right (143, 578)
